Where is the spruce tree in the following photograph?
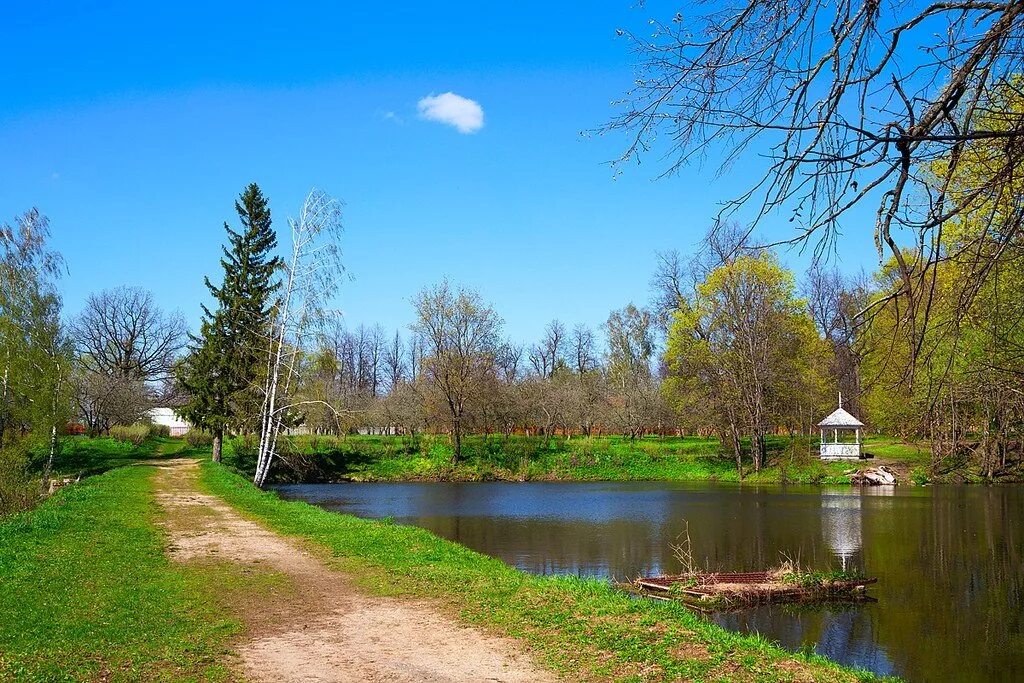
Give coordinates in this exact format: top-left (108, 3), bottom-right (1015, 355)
top-left (178, 183), bottom-right (280, 461)
top-left (177, 313), bottom-right (231, 460)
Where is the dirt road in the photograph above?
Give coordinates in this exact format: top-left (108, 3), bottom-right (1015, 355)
top-left (152, 459), bottom-right (556, 682)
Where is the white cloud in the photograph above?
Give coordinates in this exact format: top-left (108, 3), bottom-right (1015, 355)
top-left (416, 92), bottom-right (484, 134)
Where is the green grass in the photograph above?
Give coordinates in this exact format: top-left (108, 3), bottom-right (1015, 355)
top-left (52, 435), bottom-right (182, 479)
top-left (227, 433), bottom-right (911, 486)
top-left (0, 461), bottom-right (240, 681)
top-left (200, 460), bottom-right (891, 682)
top-left (779, 569), bottom-right (868, 588)
top-left (859, 437), bottom-right (929, 463)
top-left (0, 436), bottom-right (898, 681)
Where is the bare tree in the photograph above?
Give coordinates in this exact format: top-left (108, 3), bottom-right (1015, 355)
top-left (383, 330), bottom-right (406, 391)
top-left (407, 333), bottom-right (423, 382)
top-left (496, 341), bottom-right (524, 384)
top-left (570, 323), bottom-right (598, 375)
top-left (565, 323), bottom-right (603, 435)
top-left (412, 280), bottom-right (502, 462)
top-left (650, 249), bottom-right (686, 334)
top-left (528, 319), bottom-right (566, 378)
top-left (803, 265), bottom-right (868, 412)
top-left (605, 304), bottom-right (656, 440)
top-left (522, 375), bottom-right (566, 443)
top-left (367, 324), bottom-right (384, 397)
top-left (73, 286), bottom-right (186, 382)
top-left (74, 370), bottom-right (150, 435)
top-left (607, 1), bottom-right (1024, 371)
top-left (379, 379), bottom-right (426, 435)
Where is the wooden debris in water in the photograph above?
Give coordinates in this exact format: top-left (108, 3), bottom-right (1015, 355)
top-left (634, 570), bottom-right (877, 608)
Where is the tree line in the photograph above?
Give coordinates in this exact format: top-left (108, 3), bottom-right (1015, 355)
top-left (5, 161), bottom-right (1024, 495)
top-left (605, 3), bottom-right (1024, 480)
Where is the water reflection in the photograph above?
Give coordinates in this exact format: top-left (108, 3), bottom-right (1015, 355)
top-left (277, 481), bottom-right (1024, 682)
top-left (821, 490), bottom-right (863, 570)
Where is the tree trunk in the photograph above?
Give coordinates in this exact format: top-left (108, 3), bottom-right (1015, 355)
top-left (452, 416), bottom-right (462, 463)
top-left (0, 353), bottom-right (8, 449)
top-left (753, 431), bottom-right (767, 472)
top-left (41, 424), bottom-right (58, 492)
top-left (212, 429), bottom-right (223, 463)
top-left (731, 424), bottom-right (743, 481)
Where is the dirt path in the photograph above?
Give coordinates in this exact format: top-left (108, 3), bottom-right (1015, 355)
top-left (152, 459), bottom-right (556, 683)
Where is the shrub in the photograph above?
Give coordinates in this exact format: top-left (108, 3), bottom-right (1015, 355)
top-left (109, 423), bottom-right (151, 446)
top-left (221, 434), bottom-right (257, 474)
top-left (910, 466), bottom-right (930, 486)
top-left (183, 430), bottom-right (213, 448)
top-left (150, 424), bottom-right (171, 438)
top-left (0, 442), bottom-right (37, 517)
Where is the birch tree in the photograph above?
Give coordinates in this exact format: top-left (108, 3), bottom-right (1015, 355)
top-left (254, 189), bottom-right (344, 487)
top-left (0, 210), bottom-right (73, 498)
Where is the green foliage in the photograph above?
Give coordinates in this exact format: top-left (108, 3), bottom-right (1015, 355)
top-left (663, 252), bottom-right (830, 471)
top-left (150, 423), bottom-right (171, 438)
top-left (226, 433), bottom-right (864, 485)
top-left (856, 83), bottom-right (1024, 477)
top-left (200, 461), bottom-right (884, 682)
top-left (0, 461), bottom-right (238, 680)
top-left (910, 467), bottom-right (931, 486)
top-left (0, 442), bottom-right (36, 517)
top-left (780, 569), bottom-right (867, 588)
top-left (184, 429), bottom-right (214, 448)
top-left (0, 210), bottom-right (74, 466)
top-left (178, 183), bottom-right (281, 440)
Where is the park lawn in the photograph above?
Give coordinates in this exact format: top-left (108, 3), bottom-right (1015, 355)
top-left (860, 437), bottom-right (930, 463)
top-left (53, 435), bottom-right (181, 479)
top-left (0, 458), bottom-right (241, 681)
top-left (200, 460), bottom-right (892, 682)
top-left (232, 433), bottom-right (883, 485)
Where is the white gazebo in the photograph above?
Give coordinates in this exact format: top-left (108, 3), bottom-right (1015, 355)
top-left (818, 395), bottom-right (864, 460)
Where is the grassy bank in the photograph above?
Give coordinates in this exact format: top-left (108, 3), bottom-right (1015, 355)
top-left (0, 453), bottom-right (239, 681)
top-left (200, 460), bottom-right (889, 682)
top-left (53, 435), bottom-right (165, 478)
top-left (226, 433), bottom-right (930, 485)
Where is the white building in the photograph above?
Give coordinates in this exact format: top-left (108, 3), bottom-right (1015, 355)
top-left (818, 396), bottom-right (864, 459)
top-left (147, 407), bottom-right (191, 437)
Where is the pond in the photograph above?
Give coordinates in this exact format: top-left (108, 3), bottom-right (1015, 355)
top-left (275, 481), bottom-right (1024, 682)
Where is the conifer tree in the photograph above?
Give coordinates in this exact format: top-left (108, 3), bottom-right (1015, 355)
top-left (176, 311), bottom-right (231, 460)
top-left (178, 184), bottom-right (280, 461)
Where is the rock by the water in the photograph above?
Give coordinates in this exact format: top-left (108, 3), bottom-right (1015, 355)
top-left (850, 465), bottom-right (897, 486)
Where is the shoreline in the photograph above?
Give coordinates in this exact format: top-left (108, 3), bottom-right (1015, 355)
top-left (201, 459), bottom-right (890, 681)
top-left (0, 438), bottom-right (903, 680)
top-left (229, 434), bottom-right (1018, 487)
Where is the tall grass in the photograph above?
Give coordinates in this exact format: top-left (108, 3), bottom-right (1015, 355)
top-left (108, 423), bottom-right (152, 446)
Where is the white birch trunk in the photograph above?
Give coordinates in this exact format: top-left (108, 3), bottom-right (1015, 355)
top-left (254, 189), bottom-right (343, 488)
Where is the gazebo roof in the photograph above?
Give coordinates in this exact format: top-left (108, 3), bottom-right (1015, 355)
top-left (818, 407), bottom-right (864, 428)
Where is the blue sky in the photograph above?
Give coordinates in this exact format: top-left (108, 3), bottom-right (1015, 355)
top-left (0, 1), bottom-right (878, 344)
